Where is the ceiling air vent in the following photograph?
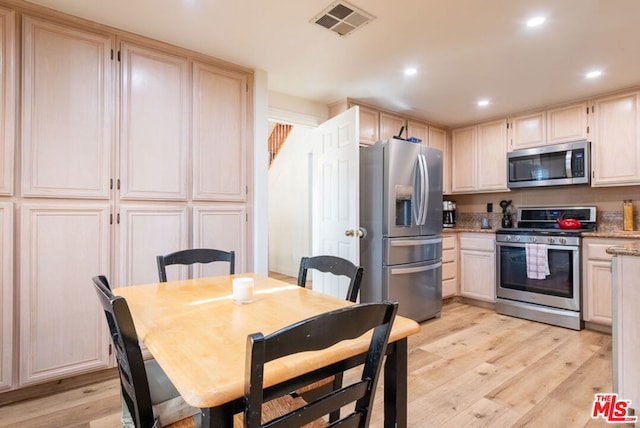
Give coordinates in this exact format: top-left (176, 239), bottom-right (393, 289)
top-left (311, 1), bottom-right (375, 37)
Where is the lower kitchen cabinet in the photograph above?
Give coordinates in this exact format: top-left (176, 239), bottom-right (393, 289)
top-left (442, 234), bottom-right (458, 298)
top-left (582, 237), bottom-right (631, 326)
top-left (0, 202), bottom-right (12, 391)
top-left (19, 203), bottom-right (112, 386)
top-left (459, 232), bottom-right (496, 302)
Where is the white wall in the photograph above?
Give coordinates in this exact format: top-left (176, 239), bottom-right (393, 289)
top-left (267, 125), bottom-right (314, 277)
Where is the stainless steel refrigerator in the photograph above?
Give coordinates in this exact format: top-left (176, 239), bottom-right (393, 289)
top-left (359, 138), bottom-right (443, 322)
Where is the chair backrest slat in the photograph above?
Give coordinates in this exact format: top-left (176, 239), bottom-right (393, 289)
top-left (297, 255), bottom-right (363, 302)
top-left (157, 248), bottom-right (235, 282)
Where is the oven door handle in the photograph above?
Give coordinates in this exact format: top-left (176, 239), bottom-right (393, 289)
top-left (496, 242), bottom-right (579, 251)
top-left (565, 150), bottom-right (573, 178)
top-left (390, 262), bottom-right (442, 275)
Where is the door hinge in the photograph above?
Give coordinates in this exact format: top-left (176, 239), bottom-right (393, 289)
top-left (110, 49), bottom-right (114, 60)
top-left (117, 179), bottom-right (121, 190)
top-left (246, 83), bottom-right (249, 92)
top-left (108, 344), bottom-right (112, 355)
top-left (246, 185), bottom-right (248, 195)
top-left (506, 122), bottom-right (510, 129)
top-left (117, 51), bottom-right (121, 62)
top-left (587, 126), bottom-right (590, 134)
top-left (246, 213), bottom-right (248, 222)
top-left (586, 107), bottom-right (589, 115)
top-left (117, 213), bottom-right (120, 224)
top-left (110, 213), bottom-right (113, 225)
top-left (110, 178), bottom-right (113, 189)
top-left (592, 105), bottom-right (595, 113)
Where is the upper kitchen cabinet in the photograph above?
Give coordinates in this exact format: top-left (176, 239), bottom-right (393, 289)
top-left (192, 62), bottom-right (249, 201)
top-left (406, 120), bottom-right (428, 144)
top-left (451, 118), bottom-right (508, 193)
top-left (547, 102), bottom-right (588, 145)
top-left (119, 41), bottom-right (189, 200)
top-left (21, 17), bottom-right (114, 199)
top-left (508, 102), bottom-right (588, 150)
top-left (591, 90), bottom-right (640, 186)
top-left (0, 9), bottom-right (14, 196)
top-left (427, 126), bottom-right (451, 194)
top-left (379, 112), bottom-right (406, 140)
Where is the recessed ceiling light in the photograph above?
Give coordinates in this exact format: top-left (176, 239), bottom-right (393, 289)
top-left (477, 99), bottom-right (490, 107)
top-left (404, 67), bottom-right (417, 76)
top-left (526, 16), bottom-right (546, 27)
top-left (586, 70), bottom-right (602, 79)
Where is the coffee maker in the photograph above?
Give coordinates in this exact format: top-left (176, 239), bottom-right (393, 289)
top-left (443, 201), bottom-right (456, 228)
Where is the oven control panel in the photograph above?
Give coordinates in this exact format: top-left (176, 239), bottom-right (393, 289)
top-left (496, 234), bottom-right (580, 246)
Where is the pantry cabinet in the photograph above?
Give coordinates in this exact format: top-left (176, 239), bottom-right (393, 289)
top-left (0, 8), bottom-right (15, 196)
top-left (0, 203), bottom-right (12, 391)
top-left (508, 102), bottom-right (588, 150)
top-left (21, 16), bottom-right (113, 199)
top-left (19, 203), bottom-right (112, 385)
top-left (442, 234), bottom-right (458, 298)
top-left (451, 118), bottom-right (508, 193)
top-left (119, 42), bottom-right (189, 201)
top-left (591, 90), bottom-right (640, 186)
top-left (459, 233), bottom-right (495, 302)
top-left (582, 238), bottom-right (631, 326)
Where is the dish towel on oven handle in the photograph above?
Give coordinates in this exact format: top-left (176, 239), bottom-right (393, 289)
top-left (525, 243), bottom-right (550, 280)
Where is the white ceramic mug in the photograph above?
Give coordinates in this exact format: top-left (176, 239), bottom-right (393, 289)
top-left (232, 277), bottom-right (254, 304)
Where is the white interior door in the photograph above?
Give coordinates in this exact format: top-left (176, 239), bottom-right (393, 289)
top-left (311, 107), bottom-right (360, 298)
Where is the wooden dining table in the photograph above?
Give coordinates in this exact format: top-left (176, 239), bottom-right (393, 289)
top-left (114, 273), bottom-right (420, 427)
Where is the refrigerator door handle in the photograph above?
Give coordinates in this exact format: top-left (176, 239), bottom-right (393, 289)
top-left (390, 261), bottom-right (442, 275)
top-left (413, 156), bottom-right (423, 225)
top-left (420, 153), bottom-right (429, 226)
top-left (390, 238), bottom-right (442, 247)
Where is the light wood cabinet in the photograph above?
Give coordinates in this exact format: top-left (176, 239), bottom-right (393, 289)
top-left (119, 41), bottom-right (189, 201)
top-left (379, 112), bottom-right (406, 140)
top-left (591, 91), bottom-right (640, 186)
top-left (192, 62), bottom-right (248, 201)
top-left (0, 203), bottom-right (12, 391)
top-left (0, 8), bottom-right (15, 196)
top-left (459, 233), bottom-right (495, 302)
top-left (451, 119), bottom-right (508, 193)
top-left (193, 205), bottom-right (248, 274)
top-left (21, 16), bottom-right (113, 199)
top-left (442, 234), bottom-right (458, 298)
top-left (19, 203), bottom-right (112, 386)
top-left (582, 238), bottom-right (631, 326)
top-left (406, 119), bottom-right (428, 144)
top-left (547, 102), bottom-right (588, 144)
top-left (508, 102), bottom-right (588, 150)
top-left (427, 126), bottom-right (451, 195)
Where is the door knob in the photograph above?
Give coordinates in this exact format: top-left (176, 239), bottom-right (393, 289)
top-left (344, 229), bottom-right (355, 237)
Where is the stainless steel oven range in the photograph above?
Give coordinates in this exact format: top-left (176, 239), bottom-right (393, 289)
top-left (495, 206), bottom-right (597, 330)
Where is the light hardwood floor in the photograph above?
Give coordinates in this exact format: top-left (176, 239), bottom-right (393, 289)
top-left (0, 300), bottom-right (629, 427)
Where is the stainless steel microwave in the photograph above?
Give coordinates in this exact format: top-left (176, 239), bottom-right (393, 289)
top-left (507, 140), bottom-right (590, 189)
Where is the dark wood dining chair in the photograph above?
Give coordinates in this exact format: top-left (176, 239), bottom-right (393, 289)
top-left (91, 276), bottom-right (201, 428)
top-left (243, 300), bottom-right (398, 428)
top-left (156, 248), bottom-right (235, 282)
top-left (297, 255), bottom-right (364, 302)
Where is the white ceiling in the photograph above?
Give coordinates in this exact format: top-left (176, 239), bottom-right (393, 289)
top-left (26, 0), bottom-right (640, 127)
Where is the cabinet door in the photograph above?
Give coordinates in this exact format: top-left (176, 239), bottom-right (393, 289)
top-left (477, 119), bottom-right (508, 191)
top-left (193, 205), bottom-right (247, 274)
top-left (22, 17), bottom-right (113, 198)
top-left (460, 249), bottom-right (495, 302)
top-left (19, 203), bottom-right (111, 386)
top-left (592, 91), bottom-right (640, 186)
top-left (547, 102), bottom-right (588, 145)
top-left (355, 105), bottom-right (378, 145)
top-left (406, 120), bottom-right (428, 145)
top-left (193, 62), bottom-right (248, 201)
top-left (117, 204), bottom-right (188, 285)
top-left (0, 9), bottom-right (15, 196)
top-left (120, 42), bottom-right (189, 200)
top-left (379, 112), bottom-right (405, 141)
top-left (584, 260), bottom-right (612, 325)
top-left (428, 126), bottom-right (450, 194)
top-left (509, 111), bottom-right (546, 150)
top-left (0, 203), bottom-right (12, 390)
top-left (451, 126), bottom-right (477, 192)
